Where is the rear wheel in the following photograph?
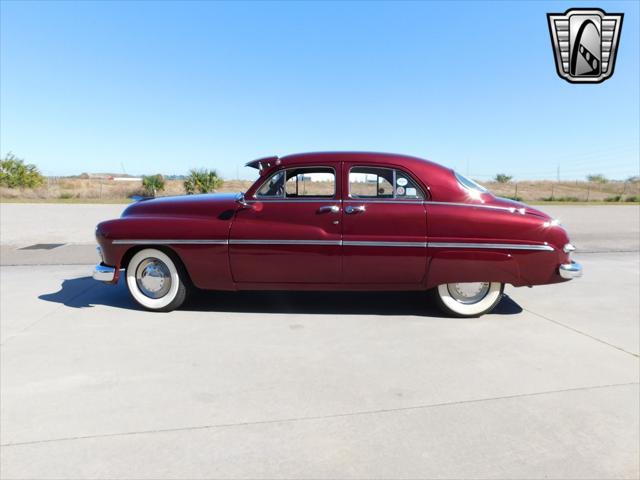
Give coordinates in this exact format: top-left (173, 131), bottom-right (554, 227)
top-left (126, 248), bottom-right (187, 312)
top-left (435, 282), bottom-right (504, 317)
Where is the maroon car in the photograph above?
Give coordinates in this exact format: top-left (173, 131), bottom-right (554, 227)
top-left (93, 152), bottom-right (582, 316)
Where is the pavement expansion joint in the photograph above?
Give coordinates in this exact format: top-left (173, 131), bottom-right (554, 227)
top-left (524, 307), bottom-right (640, 358)
top-left (2, 381), bottom-right (637, 449)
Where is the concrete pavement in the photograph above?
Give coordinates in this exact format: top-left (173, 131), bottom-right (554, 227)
top-left (0, 204), bottom-right (638, 478)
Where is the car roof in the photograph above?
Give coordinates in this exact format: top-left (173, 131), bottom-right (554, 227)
top-left (248, 151), bottom-right (450, 174)
top-left (279, 151), bottom-right (434, 166)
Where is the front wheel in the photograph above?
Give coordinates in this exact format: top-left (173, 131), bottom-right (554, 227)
top-left (435, 282), bottom-right (504, 317)
top-left (126, 248), bottom-right (187, 312)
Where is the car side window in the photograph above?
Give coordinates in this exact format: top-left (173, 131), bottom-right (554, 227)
top-left (256, 170), bottom-right (285, 197)
top-left (349, 167), bottom-right (424, 200)
top-left (256, 167), bottom-right (335, 198)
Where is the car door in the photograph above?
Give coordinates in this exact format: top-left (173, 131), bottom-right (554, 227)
top-left (341, 163), bottom-right (428, 284)
top-left (229, 165), bottom-right (342, 284)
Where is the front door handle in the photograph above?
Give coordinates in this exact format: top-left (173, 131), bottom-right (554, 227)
top-left (344, 205), bottom-right (366, 214)
top-left (318, 205), bottom-right (339, 213)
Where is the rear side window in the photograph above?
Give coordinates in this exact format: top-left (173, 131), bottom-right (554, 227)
top-left (349, 167), bottom-right (424, 200)
top-left (454, 171), bottom-right (487, 193)
top-left (256, 167), bottom-right (335, 198)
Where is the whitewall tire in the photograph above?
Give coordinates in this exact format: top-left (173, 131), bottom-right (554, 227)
top-left (435, 282), bottom-right (504, 317)
top-left (126, 248), bottom-right (187, 312)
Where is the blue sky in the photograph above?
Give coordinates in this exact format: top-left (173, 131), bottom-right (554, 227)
top-left (1, 0), bottom-right (638, 181)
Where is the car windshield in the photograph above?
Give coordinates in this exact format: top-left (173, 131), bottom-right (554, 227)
top-left (454, 171), bottom-right (488, 193)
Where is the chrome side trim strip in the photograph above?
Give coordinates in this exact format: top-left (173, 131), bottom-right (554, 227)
top-left (112, 239), bottom-right (229, 245)
top-left (428, 242), bottom-right (554, 251)
top-left (247, 199), bottom-right (524, 212)
top-left (111, 239), bottom-right (553, 251)
top-left (423, 201), bottom-right (521, 213)
top-left (229, 239), bottom-right (341, 246)
top-left (343, 241), bottom-right (427, 248)
top-left (230, 239), bottom-right (423, 247)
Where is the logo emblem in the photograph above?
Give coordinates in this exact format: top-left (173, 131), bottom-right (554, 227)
top-left (547, 8), bottom-right (623, 83)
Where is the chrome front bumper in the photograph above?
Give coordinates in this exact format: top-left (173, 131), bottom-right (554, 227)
top-left (93, 264), bottom-right (117, 282)
top-left (559, 261), bottom-right (583, 279)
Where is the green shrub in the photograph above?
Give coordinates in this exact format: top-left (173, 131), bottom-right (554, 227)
top-left (59, 192), bottom-right (74, 199)
top-left (142, 174), bottom-right (165, 197)
top-left (494, 173), bottom-right (513, 183)
top-left (0, 153), bottom-right (44, 188)
top-left (587, 174), bottom-right (608, 184)
top-left (502, 195), bottom-right (523, 201)
top-left (184, 169), bottom-right (223, 194)
top-left (624, 195), bottom-right (640, 202)
top-left (541, 196), bottom-right (581, 202)
top-left (604, 195), bottom-right (622, 202)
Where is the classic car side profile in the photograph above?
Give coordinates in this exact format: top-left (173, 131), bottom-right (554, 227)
top-left (93, 152), bottom-right (582, 317)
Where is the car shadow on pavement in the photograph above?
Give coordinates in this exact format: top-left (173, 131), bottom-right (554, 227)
top-left (39, 276), bottom-right (523, 317)
top-left (187, 289), bottom-right (523, 316)
top-left (39, 276), bottom-right (138, 310)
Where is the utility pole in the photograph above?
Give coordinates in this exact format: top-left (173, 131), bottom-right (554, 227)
top-left (556, 165), bottom-right (560, 182)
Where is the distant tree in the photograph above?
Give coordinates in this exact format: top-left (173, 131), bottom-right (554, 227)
top-left (142, 174), bottom-right (165, 197)
top-left (0, 152), bottom-right (45, 188)
top-left (184, 169), bottom-right (223, 194)
top-left (494, 173), bottom-right (513, 183)
top-left (626, 175), bottom-right (640, 183)
top-left (587, 174), bottom-right (608, 184)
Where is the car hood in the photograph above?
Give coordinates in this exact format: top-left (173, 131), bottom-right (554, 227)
top-left (122, 193), bottom-right (240, 218)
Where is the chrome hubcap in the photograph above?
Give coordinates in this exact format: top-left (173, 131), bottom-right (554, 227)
top-left (447, 282), bottom-right (490, 304)
top-left (135, 258), bottom-right (171, 299)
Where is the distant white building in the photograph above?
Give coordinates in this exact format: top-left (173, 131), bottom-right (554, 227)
top-left (112, 177), bottom-right (142, 182)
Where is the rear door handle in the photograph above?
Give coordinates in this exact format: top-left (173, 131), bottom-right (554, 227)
top-left (318, 205), bottom-right (339, 213)
top-left (344, 205), bottom-right (366, 214)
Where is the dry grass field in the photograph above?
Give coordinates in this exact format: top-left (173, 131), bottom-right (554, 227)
top-left (0, 178), bottom-right (254, 202)
top-left (0, 177), bottom-right (638, 203)
top-left (484, 180), bottom-right (639, 202)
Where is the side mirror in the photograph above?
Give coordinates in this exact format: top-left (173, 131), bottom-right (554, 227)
top-left (236, 192), bottom-right (251, 209)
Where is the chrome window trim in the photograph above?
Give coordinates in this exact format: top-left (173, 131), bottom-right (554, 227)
top-left (454, 171), bottom-right (489, 194)
top-left (247, 198), bottom-right (424, 205)
top-left (347, 165), bottom-right (425, 200)
top-left (344, 199), bottom-right (424, 205)
top-left (428, 242), bottom-right (554, 251)
top-left (112, 239), bottom-right (229, 245)
top-left (254, 165), bottom-right (337, 200)
top-left (247, 199), bottom-right (341, 204)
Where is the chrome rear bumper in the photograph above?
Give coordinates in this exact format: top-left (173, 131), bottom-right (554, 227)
top-left (93, 264), bottom-right (117, 282)
top-left (559, 261), bottom-right (583, 279)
